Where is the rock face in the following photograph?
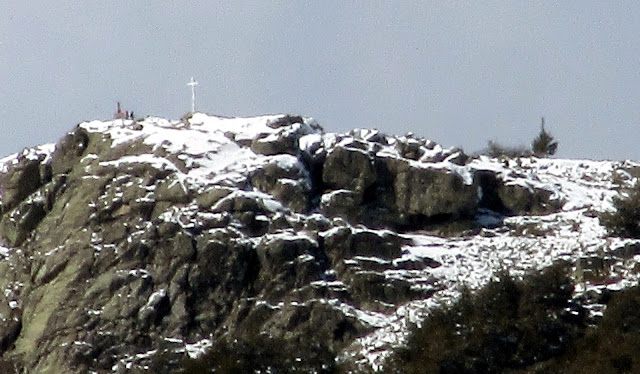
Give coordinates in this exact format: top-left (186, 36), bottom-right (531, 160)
top-left (0, 114), bottom-right (571, 373)
top-left (474, 169), bottom-right (563, 215)
top-left (314, 130), bottom-right (478, 228)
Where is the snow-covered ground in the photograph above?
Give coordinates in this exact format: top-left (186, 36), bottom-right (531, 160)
top-left (80, 114), bottom-right (319, 192)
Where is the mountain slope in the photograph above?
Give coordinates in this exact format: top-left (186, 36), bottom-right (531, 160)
top-left (0, 113), bottom-right (637, 373)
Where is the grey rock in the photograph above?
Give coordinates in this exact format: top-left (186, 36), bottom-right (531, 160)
top-left (0, 196), bottom-right (46, 246)
top-left (381, 157), bottom-right (477, 219)
top-left (475, 169), bottom-right (564, 215)
top-left (155, 176), bottom-right (190, 203)
top-left (320, 154), bottom-right (477, 228)
top-left (250, 132), bottom-right (297, 156)
top-left (250, 156), bottom-right (311, 212)
top-left (323, 146), bottom-right (376, 193)
top-left (322, 226), bottom-right (406, 265)
top-left (498, 183), bottom-right (562, 215)
top-left (50, 126), bottom-right (90, 176)
top-left (320, 190), bottom-right (363, 220)
top-left (266, 115), bottom-right (305, 129)
top-left (195, 186), bottom-right (234, 209)
top-left (1, 152), bottom-right (51, 212)
top-left (250, 116), bottom-right (316, 156)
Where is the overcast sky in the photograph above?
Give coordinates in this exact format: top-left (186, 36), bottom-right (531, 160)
top-left (2, 2), bottom-right (640, 160)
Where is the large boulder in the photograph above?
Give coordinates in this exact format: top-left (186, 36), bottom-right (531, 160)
top-left (322, 226), bottom-right (406, 265)
top-left (320, 190), bottom-right (363, 221)
top-left (320, 153), bottom-right (478, 228)
top-left (320, 226), bottom-right (435, 309)
top-left (381, 157), bottom-right (477, 219)
top-left (498, 182), bottom-right (562, 215)
top-left (475, 169), bottom-right (563, 215)
top-left (250, 116), bottom-right (318, 156)
top-left (0, 168), bottom-right (66, 247)
top-left (0, 196), bottom-right (46, 246)
top-left (0, 151), bottom-right (52, 213)
top-left (322, 146), bottom-right (377, 193)
top-left (250, 156), bottom-right (311, 212)
top-left (50, 126), bottom-right (90, 176)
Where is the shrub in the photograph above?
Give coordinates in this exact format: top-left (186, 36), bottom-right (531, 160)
top-left (540, 286), bottom-right (640, 373)
top-left (486, 140), bottom-right (531, 158)
top-left (600, 185), bottom-right (640, 238)
top-left (389, 262), bottom-right (583, 373)
top-left (388, 262), bottom-right (640, 374)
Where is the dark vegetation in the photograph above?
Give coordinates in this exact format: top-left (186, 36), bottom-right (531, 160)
top-left (531, 117), bottom-right (558, 157)
top-left (389, 263), bottom-right (583, 373)
top-left (600, 183), bottom-right (640, 238)
top-left (486, 140), bottom-right (532, 158)
top-left (552, 285), bottom-right (640, 374)
top-left (484, 117), bottom-right (558, 158)
top-left (388, 262), bottom-right (640, 374)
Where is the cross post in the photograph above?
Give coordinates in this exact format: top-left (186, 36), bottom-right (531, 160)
top-left (187, 77), bottom-right (199, 113)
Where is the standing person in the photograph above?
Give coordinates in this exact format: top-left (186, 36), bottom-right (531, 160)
top-left (114, 102), bottom-right (124, 119)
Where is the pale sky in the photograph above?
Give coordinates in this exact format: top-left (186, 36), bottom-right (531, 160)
top-left (2, 2), bottom-right (640, 160)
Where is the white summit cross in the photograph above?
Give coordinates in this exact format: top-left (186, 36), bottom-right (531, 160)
top-left (187, 77), bottom-right (198, 113)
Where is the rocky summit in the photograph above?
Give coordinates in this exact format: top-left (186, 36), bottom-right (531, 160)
top-left (0, 113), bottom-right (638, 373)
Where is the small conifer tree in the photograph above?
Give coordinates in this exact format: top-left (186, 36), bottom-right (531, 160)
top-left (532, 117), bottom-right (558, 157)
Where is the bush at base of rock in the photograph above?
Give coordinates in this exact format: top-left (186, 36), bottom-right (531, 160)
top-left (550, 285), bottom-right (640, 374)
top-left (600, 186), bottom-right (640, 238)
top-left (388, 262), bottom-right (583, 374)
top-left (486, 140), bottom-right (532, 158)
top-left (386, 265), bottom-right (640, 374)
